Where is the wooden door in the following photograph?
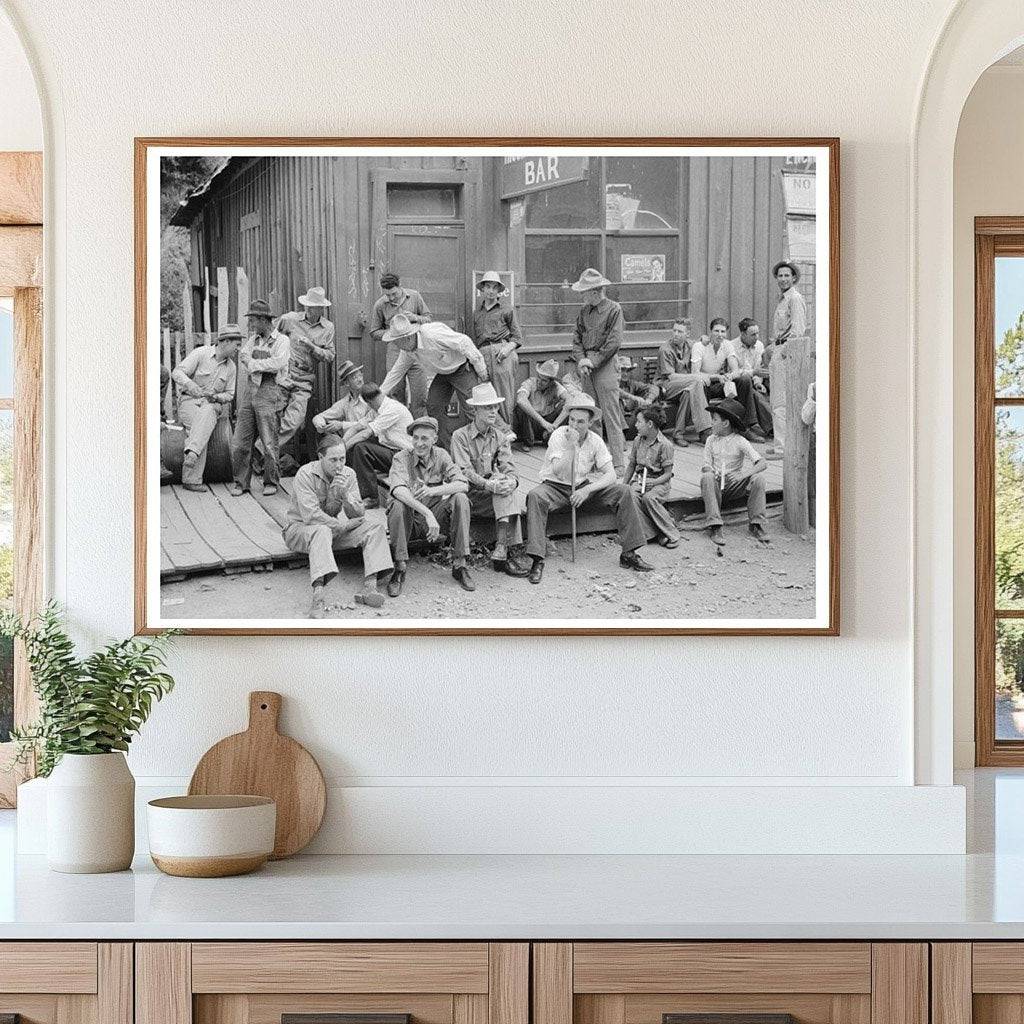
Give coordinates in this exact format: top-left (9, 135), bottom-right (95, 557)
top-left (137, 941), bottom-right (528, 1024)
top-left (534, 943), bottom-right (927, 1024)
top-left (0, 942), bottom-right (132, 1024)
top-left (387, 225), bottom-right (466, 332)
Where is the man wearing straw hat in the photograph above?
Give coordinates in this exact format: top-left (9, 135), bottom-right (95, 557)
top-left (523, 393), bottom-right (654, 585)
top-left (283, 432), bottom-right (393, 618)
top-left (570, 268), bottom-right (627, 474)
top-left (380, 313), bottom-right (490, 450)
top-left (171, 323), bottom-right (242, 491)
top-left (312, 360), bottom-right (372, 436)
top-left (513, 358), bottom-right (567, 450)
top-left (450, 382), bottom-right (529, 577)
top-left (274, 286), bottom-right (336, 456)
top-left (472, 271), bottom-right (522, 423)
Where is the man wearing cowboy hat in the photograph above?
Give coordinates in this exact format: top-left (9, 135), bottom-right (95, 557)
top-left (524, 392), bottom-right (654, 584)
top-left (616, 354), bottom-right (660, 439)
top-left (230, 299), bottom-right (291, 496)
top-left (472, 271), bottom-right (522, 424)
top-left (283, 432), bottom-right (394, 618)
top-left (766, 261), bottom-right (809, 459)
top-left (312, 360), bottom-right (372, 436)
top-left (385, 415), bottom-right (474, 596)
top-left (274, 286), bottom-right (336, 457)
top-left (701, 397), bottom-right (769, 547)
top-left (450, 383), bottom-right (529, 578)
top-left (370, 273), bottom-right (431, 417)
top-left (380, 314), bottom-right (491, 450)
top-left (171, 323), bottom-right (242, 491)
top-left (570, 268), bottom-right (627, 474)
top-left (341, 383), bottom-right (414, 503)
top-left (513, 358), bottom-right (567, 450)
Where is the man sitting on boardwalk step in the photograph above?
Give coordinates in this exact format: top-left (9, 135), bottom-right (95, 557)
top-left (655, 318), bottom-right (707, 448)
top-left (523, 393), bottom-right (655, 585)
top-left (386, 416), bottom-right (475, 597)
top-left (283, 433), bottom-right (394, 619)
top-left (340, 383), bottom-right (414, 505)
top-left (450, 383), bottom-right (529, 578)
top-left (171, 323), bottom-right (240, 492)
top-left (700, 398), bottom-right (770, 548)
top-left (311, 360), bottom-right (373, 437)
top-left (512, 358), bottom-right (567, 450)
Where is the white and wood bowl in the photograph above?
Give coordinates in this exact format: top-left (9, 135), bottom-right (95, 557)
top-left (147, 795), bottom-right (276, 877)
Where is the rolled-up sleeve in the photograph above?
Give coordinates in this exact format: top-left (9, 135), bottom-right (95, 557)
top-left (248, 334), bottom-right (290, 373)
top-left (439, 451), bottom-right (467, 485)
top-left (456, 335), bottom-right (487, 377)
top-left (171, 348), bottom-right (202, 388)
top-left (387, 451), bottom-right (413, 493)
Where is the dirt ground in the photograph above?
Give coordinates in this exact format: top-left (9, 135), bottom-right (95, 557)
top-left (160, 515), bottom-right (817, 622)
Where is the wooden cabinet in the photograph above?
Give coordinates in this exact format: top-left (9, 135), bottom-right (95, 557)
top-left (136, 943), bottom-right (528, 1024)
top-left (0, 942), bottom-right (132, 1024)
top-left (931, 943), bottom-right (1024, 1024)
top-left (532, 944), bottom-right (928, 1024)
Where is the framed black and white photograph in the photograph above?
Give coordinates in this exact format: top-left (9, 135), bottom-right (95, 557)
top-left (135, 138), bottom-right (839, 635)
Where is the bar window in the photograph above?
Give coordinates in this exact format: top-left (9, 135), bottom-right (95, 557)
top-left (605, 156), bottom-right (679, 230)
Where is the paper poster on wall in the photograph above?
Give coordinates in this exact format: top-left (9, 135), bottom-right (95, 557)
top-left (135, 139), bottom-right (838, 636)
top-left (621, 254), bottom-right (667, 283)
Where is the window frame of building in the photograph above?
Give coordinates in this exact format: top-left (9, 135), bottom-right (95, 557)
top-left (975, 217), bottom-right (1024, 766)
top-left (0, 152), bottom-right (44, 807)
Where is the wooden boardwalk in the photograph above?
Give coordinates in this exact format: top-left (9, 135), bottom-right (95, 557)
top-left (160, 444), bottom-right (783, 581)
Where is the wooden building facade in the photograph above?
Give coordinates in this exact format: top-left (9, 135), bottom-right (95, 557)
top-left (170, 152), bottom-right (814, 412)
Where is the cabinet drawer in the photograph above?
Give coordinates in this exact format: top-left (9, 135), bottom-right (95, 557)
top-left (0, 942), bottom-right (98, 993)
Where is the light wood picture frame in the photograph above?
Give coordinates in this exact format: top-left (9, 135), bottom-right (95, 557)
top-left (135, 137), bottom-right (840, 636)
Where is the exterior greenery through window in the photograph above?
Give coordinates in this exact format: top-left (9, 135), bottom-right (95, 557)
top-left (0, 302), bottom-right (14, 743)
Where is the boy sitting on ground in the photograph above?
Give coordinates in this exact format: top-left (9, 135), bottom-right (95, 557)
top-left (700, 398), bottom-right (769, 547)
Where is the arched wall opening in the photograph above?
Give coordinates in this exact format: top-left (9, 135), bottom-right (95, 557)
top-left (913, 0), bottom-right (1024, 784)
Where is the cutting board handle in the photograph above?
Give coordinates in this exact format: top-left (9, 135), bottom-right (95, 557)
top-left (248, 691), bottom-right (282, 734)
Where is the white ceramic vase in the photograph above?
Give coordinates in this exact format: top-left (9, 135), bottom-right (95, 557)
top-left (46, 752), bottom-right (135, 873)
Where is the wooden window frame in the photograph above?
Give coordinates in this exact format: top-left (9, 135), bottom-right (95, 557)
top-left (0, 151), bottom-right (43, 806)
top-left (976, 217), bottom-right (1024, 765)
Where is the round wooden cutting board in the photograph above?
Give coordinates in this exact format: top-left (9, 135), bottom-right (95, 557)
top-left (188, 691), bottom-right (326, 859)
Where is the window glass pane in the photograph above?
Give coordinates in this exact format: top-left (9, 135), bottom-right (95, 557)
top-left (997, 407), bottom-right (1024, 610)
top-left (0, 409), bottom-right (11, 743)
top-left (0, 303), bottom-right (13, 399)
top-left (997, 620), bottom-right (1024, 740)
top-left (995, 256), bottom-right (1024, 396)
top-left (387, 186), bottom-right (458, 219)
top-left (605, 237), bottom-right (681, 329)
top-left (523, 170), bottom-right (601, 229)
top-left (522, 235), bottom-right (601, 334)
top-left (605, 157), bottom-right (679, 230)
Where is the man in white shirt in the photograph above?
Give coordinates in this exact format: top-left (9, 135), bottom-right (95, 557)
top-left (171, 324), bottom-right (240, 491)
top-left (342, 383), bottom-right (414, 504)
top-left (727, 317), bottom-right (771, 441)
top-left (312, 361), bottom-right (373, 435)
top-left (381, 314), bottom-right (490, 449)
top-left (229, 299), bottom-right (291, 496)
top-left (523, 393), bottom-right (654, 585)
top-left (689, 318), bottom-right (738, 442)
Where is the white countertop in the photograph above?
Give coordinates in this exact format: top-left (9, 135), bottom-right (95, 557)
top-left (2, 850), bottom-right (1024, 940)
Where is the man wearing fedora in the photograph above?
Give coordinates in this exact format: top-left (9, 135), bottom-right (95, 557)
top-left (766, 261), bottom-right (808, 459)
top-left (616, 354), bottom-right (660, 439)
top-left (341, 383), bottom-right (414, 503)
top-left (386, 415), bottom-right (475, 596)
top-left (370, 273), bottom-right (431, 416)
top-left (171, 323), bottom-right (242, 491)
top-left (380, 313), bottom-right (490, 450)
top-left (513, 358), bottom-right (567, 450)
top-left (450, 382), bottom-right (529, 578)
top-left (472, 271), bottom-right (522, 424)
top-left (283, 432), bottom-right (394, 618)
top-left (312, 360), bottom-right (372, 436)
top-left (275, 286), bottom-right (336, 458)
top-left (701, 397), bottom-right (769, 546)
top-left (230, 299), bottom-right (291, 496)
top-left (524, 393), bottom-right (654, 584)
top-left (570, 268), bottom-right (627, 474)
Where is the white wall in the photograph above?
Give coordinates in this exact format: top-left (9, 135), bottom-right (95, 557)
top-left (0, 7), bottom-right (40, 151)
top-left (0, 0), bottom-right (974, 852)
top-left (952, 65), bottom-right (1024, 768)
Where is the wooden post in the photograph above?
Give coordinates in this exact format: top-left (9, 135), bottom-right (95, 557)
top-left (216, 267), bottom-right (229, 332)
top-left (782, 334), bottom-right (812, 534)
top-left (202, 266), bottom-right (211, 332)
top-left (162, 327), bottom-right (173, 421)
top-left (236, 268), bottom-right (250, 409)
top-left (181, 280), bottom-right (193, 339)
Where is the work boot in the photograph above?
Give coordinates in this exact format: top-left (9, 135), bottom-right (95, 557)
top-left (493, 554), bottom-right (530, 577)
top-left (528, 558), bottom-right (544, 585)
top-left (181, 482), bottom-right (206, 493)
top-left (355, 589), bottom-right (385, 609)
top-left (452, 566), bottom-right (476, 592)
top-left (228, 482), bottom-right (246, 496)
top-left (386, 568), bottom-right (406, 598)
top-left (710, 525), bottom-right (725, 546)
top-left (619, 551), bottom-right (655, 572)
top-left (749, 523), bottom-right (770, 545)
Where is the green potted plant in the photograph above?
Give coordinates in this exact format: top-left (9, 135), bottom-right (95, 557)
top-left (2, 603), bottom-right (177, 873)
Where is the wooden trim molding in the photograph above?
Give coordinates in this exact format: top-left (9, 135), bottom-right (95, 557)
top-left (930, 943), bottom-right (971, 1024)
top-left (0, 941), bottom-right (98, 993)
top-left (870, 945), bottom-right (927, 1024)
top-left (533, 943), bottom-right (572, 1024)
top-left (489, 943), bottom-right (529, 1024)
top-left (0, 226), bottom-right (42, 292)
top-left (136, 943), bottom-right (192, 1024)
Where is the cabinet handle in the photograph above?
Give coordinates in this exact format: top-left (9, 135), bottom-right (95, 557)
top-left (664, 1016), bottom-right (797, 1024)
top-left (283, 1016), bottom-right (411, 1024)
